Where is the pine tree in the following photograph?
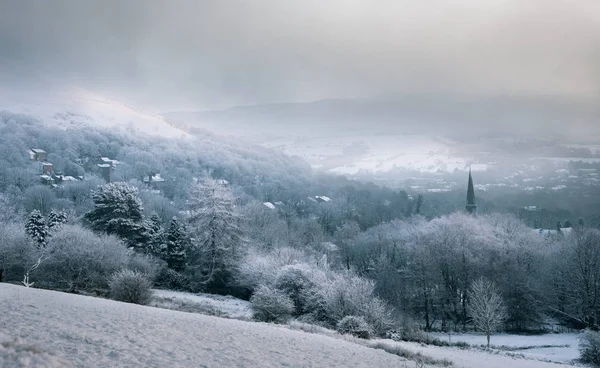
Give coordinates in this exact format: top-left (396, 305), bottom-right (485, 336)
top-left (48, 210), bottom-right (68, 230)
top-left (84, 182), bottom-right (149, 249)
top-left (145, 212), bottom-right (165, 257)
top-left (166, 216), bottom-right (186, 272)
top-left (415, 194), bottom-right (424, 215)
top-left (187, 178), bottom-right (244, 288)
top-left (25, 210), bottom-right (48, 248)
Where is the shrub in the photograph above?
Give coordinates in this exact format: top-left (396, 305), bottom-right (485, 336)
top-left (38, 225), bottom-right (130, 291)
top-left (320, 273), bottom-right (395, 336)
top-left (580, 330), bottom-right (600, 365)
top-left (275, 264), bottom-right (319, 315)
top-left (235, 247), bottom-right (312, 290)
top-left (109, 270), bottom-right (153, 305)
top-left (155, 267), bottom-right (189, 290)
top-left (336, 316), bottom-right (373, 339)
top-left (0, 223), bottom-right (36, 283)
top-left (250, 285), bottom-right (295, 323)
top-left (390, 324), bottom-right (431, 344)
top-left (127, 253), bottom-right (162, 282)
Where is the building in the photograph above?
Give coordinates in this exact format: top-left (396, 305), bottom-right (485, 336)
top-left (98, 164), bottom-right (112, 183)
top-left (143, 173), bottom-right (167, 189)
top-left (40, 174), bottom-right (55, 186)
top-left (40, 162), bottom-right (54, 175)
top-left (29, 148), bottom-right (47, 162)
top-left (466, 168), bottom-right (477, 215)
top-left (263, 202), bottom-right (276, 210)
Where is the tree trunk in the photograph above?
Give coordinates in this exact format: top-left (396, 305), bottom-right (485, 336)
top-left (487, 331), bottom-right (491, 348)
top-left (0, 268), bottom-right (3, 282)
top-left (425, 298), bottom-right (431, 330)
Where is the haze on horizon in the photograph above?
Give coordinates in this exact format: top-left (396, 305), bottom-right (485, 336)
top-left (1, 0), bottom-right (599, 136)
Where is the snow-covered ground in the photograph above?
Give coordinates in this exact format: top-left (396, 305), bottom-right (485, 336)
top-left (0, 284), bottom-right (410, 367)
top-left (262, 133), bottom-right (486, 174)
top-left (430, 332), bottom-right (581, 364)
top-left (0, 283), bottom-right (587, 368)
top-left (0, 332), bottom-right (72, 368)
top-left (151, 289), bottom-right (253, 320)
top-left (373, 338), bottom-right (582, 368)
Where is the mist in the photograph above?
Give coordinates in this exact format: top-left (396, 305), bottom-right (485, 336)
top-left (1, 0), bottom-right (598, 112)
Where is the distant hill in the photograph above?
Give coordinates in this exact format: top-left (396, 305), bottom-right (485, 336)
top-left (166, 95), bottom-right (600, 141)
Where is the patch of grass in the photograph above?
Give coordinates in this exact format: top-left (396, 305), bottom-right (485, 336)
top-left (287, 321), bottom-right (338, 338)
top-left (368, 342), bottom-right (453, 367)
top-left (388, 330), bottom-right (470, 349)
top-left (151, 297), bottom-right (226, 318)
top-left (491, 344), bottom-right (570, 351)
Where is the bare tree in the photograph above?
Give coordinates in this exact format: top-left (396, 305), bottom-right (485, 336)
top-left (467, 277), bottom-right (507, 347)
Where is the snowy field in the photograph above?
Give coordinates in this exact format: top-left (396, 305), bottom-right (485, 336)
top-left (430, 332), bottom-right (581, 364)
top-left (0, 284), bottom-right (588, 368)
top-left (0, 284), bottom-right (410, 367)
top-left (374, 338), bottom-right (582, 368)
top-left (261, 133), bottom-right (485, 174)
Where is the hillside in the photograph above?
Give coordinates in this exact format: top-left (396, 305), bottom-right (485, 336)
top-left (0, 62), bottom-right (188, 139)
top-left (0, 284), bottom-right (584, 368)
top-left (0, 284), bottom-right (408, 367)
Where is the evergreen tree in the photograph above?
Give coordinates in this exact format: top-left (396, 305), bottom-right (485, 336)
top-left (187, 178), bottom-right (244, 289)
top-left (25, 210), bottom-right (48, 248)
top-left (48, 210), bottom-right (68, 230)
top-left (166, 216), bottom-right (186, 272)
top-left (145, 212), bottom-right (165, 257)
top-left (84, 182), bottom-right (149, 249)
top-left (415, 194), bottom-right (424, 215)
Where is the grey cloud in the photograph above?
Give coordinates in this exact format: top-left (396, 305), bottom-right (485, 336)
top-left (0, 0), bottom-right (598, 110)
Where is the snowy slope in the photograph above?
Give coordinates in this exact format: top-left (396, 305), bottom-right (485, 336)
top-left (0, 63), bottom-right (188, 139)
top-left (0, 284), bottom-right (409, 367)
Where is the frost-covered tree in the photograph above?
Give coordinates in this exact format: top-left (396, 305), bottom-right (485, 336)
top-left (47, 210), bottom-right (68, 231)
top-left (467, 278), bottom-right (507, 347)
top-left (551, 228), bottom-right (600, 328)
top-left (144, 212), bottom-right (165, 256)
top-left (25, 210), bottom-right (48, 248)
top-left (186, 178), bottom-right (244, 290)
top-left (23, 185), bottom-right (55, 215)
top-left (84, 182), bottom-right (149, 250)
top-left (166, 216), bottom-right (186, 272)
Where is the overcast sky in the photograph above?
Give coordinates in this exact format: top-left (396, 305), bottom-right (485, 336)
top-left (1, 0), bottom-right (599, 110)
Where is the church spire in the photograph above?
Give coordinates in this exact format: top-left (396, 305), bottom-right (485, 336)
top-left (466, 168), bottom-right (477, 214)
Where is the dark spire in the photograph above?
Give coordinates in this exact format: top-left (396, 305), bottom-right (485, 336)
top-left (466, 168), bottom-right (477, 214)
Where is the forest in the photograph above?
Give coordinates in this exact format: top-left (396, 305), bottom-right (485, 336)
top-left (1, 111), bottom-right (599, 341)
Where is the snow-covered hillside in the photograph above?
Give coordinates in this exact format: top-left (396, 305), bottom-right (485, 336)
top-left (0, 284), bottom-right (585, 368)
top-left (0, 63), bottom-right (188, 139)
top-left (0, 284), bottom-right (408, 367)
